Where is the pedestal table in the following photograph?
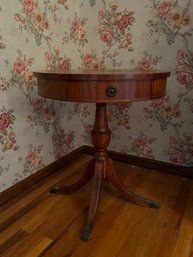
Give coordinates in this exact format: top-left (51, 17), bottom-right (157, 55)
top-left (34, 69), bottom-right (170, 241)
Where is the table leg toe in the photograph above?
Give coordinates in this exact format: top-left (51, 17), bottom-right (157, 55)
top-left (81, 226), bottom-right (91, 242)
top-left (106, 159), bottom-right (159, 209)
top-left (49, 159), bottom-right (95, 194)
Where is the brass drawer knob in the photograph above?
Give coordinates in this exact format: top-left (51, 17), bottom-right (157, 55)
top-left (106, 86), bottom-right (117, 97)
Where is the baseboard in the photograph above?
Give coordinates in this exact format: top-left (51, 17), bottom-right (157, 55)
top-left (0, 146), bottom-right (85, 206)
top-left (83, 145), bottom-right (193, 178)
top-left (1, 145), bottom-right (192, 206)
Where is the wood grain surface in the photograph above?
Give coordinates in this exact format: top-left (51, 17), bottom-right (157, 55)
top-left (0, 155), bottom-right (193, 257)
top-left (34, 69), bottom-right (170, 102)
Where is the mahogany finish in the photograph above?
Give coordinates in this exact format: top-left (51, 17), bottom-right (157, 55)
top-left (34, 69), bottom-right (170, 103)
top-left (34, 69), bottom-right (170, 241)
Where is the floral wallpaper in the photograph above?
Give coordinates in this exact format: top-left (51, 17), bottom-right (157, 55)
top-left (0, 0), bottom-right (193, 192)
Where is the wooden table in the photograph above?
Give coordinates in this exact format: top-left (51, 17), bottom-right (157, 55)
top-left (34, 69), bottom-right (170, 241)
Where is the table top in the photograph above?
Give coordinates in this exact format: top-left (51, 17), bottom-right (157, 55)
top-left (33, 69), bottom-right (171, 103)
top-left (34, 69), bottom-right (170, 81)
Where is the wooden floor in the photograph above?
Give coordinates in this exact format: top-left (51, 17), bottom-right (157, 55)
top-left (0, 154), bottom-right (193, 257)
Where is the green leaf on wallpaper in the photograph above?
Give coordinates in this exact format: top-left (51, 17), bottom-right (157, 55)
top-left (1, 129), bottom-right (8, 136)
top-left (89, 0), bottom-right (96, 7)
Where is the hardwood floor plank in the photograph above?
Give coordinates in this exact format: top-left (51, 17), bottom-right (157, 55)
top-left (171, 182), bottom-right (193, 257)
top-left (38, 209), bottom-right (88, 257)
top-left (0, 155), bottom-right (193, 257)
top-left (118, 177), bottom-right (189, 257)
top-left (0, 155), bottom-right (90, 214)
top-left (0, 156), bottom-right (90, 232)
top-left (0, 196), bottom-right (58, 245)
top-left (24, 237), bottom-right (52, 257)
top-left (0, 191), bottom-right (50, 234)
top-left (22, 196), bottom-right (63, 234)
top-left (2, 234), bottom-right (52, 257)
top-left (0, 229), bottom-right (28, 256)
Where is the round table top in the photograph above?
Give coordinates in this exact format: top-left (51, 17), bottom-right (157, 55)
top-left (33, 69), bottom-right (171, 103)
top-left (34, 69), bottom-right (170, 81)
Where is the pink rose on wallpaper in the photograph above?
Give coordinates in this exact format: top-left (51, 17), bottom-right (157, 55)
top-left (118, 114), bottom-right (129, 126)
top-left (15, 14), bottom-right (21, 22)
top-left (52, 135), bottom-right (58, 145)
top-left (134, 137), bottom-right (146, 147)
top-left (26, 151), bottom-right (36, 164)
top-left (117, 14), bottom-right (130, 29)
top-left (71, 20), bottom-right (80, 32)
top-left (146, 20), bottom-right (153, 28)
top-left (169, 153), bottom-right (184, 164)
top-left (45, 52), bottom-right (52, 62)
top-left (177, 70), bottom-right (193, 86)
top-left (152, 97), bottom-right (164, 106)
top-left (177, 49), bottom-right (186, 60)
top-left (54, 147), bottom-right (64, 159)
top-left (169, 136), bottom-right (178, 145)
top-left (158, 1), bottom-right (172, 17)
top-left (143, 145), bottom-right (152, 156)
top-left (65, 133), bottom-right (74, 145)
top-left (13, 59), bottom-right (26, 74)
top-left (44, 106), bottom-right (55, 120)
top-left (22, 0), bottom-right (35, 14)
top-left (59, 58), bottom-right (71, 71)
top-left (137, 58), bottom-right (151, 70)
top-left (0, 112), bottom-right (10, 132)
top-left (115, 103), bottom-right (128, 111)
top-left (83, 54), bottom-right (93, 65)
top-left (26, 115), bottom-right (33, 122)
top-left (100, 29), bottom-right (113, 43)
top-left (98, 10), bottom-right (105, 20)
top-left (58, 0), bottom-right (66, 4)
top-left (33, 155), bottom-right (43, 168)
top-left (34, 99), bottom-right (43, 111)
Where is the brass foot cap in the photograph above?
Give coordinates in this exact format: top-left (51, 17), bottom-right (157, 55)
top-left (149, 201), bottom-right (160, 209)
top-left (81, 226), bottom-right (91, 242)
top-left (49, 186), bottom-right (60, 194)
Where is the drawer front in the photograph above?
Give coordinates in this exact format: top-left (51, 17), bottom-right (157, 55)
top-left (38, 79), bottom-right (166, 103)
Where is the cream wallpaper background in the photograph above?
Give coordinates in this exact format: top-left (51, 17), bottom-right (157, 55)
top-left (0, 0), bottom-right (193, 192)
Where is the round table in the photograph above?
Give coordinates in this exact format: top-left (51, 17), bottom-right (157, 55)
top-left (34, 69), bottom-right (170, 241)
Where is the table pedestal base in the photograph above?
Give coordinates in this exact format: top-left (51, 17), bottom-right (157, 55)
top-left (50, 103), bottom-right (159, 241)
